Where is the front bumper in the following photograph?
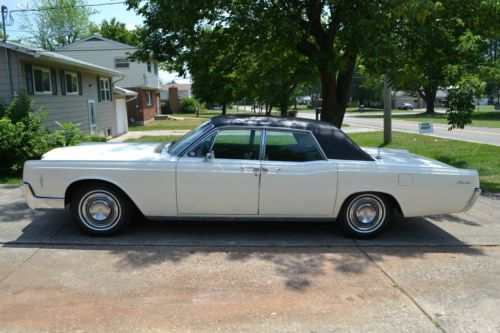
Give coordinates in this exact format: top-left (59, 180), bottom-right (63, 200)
top-left (461, 187), bottom-right (482, 212)
top-left (21, 182), bottom-right (65, 210)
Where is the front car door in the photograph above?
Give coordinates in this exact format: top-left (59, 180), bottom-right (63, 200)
top-left (176, 128), bottom-right (262, 215)
top-left (259, 130), bottom-right (338, 216)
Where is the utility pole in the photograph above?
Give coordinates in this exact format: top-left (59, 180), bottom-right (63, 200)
top-left (1, 5), bottom-right (14, 99)
top-left (383, 75), bottom-right (392, 144)
top-left (1, 6), bottom-right (7, 42)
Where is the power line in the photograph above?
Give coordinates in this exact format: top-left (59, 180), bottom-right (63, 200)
top-left (9, 1), bottom-right (126, 13)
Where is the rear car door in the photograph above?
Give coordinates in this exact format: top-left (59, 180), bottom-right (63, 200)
top-left (176, 128), bottom-right (262, 215)
top-left (259, 130), bottom-right (337, 216)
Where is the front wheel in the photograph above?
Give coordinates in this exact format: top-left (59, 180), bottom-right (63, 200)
top-left (70, 183), bottom-right (132, 236)
top-left (338, 193), bottom-right (391, 238)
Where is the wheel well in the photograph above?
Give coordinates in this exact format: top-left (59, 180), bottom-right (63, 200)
top-left (64, 179), bottom-right (138, 213)
top-left (341, 191), bottom-right (403, 216)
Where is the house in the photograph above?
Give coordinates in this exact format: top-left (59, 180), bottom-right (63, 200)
top-left (0, 41), bottom-right (131, 137)
top-left (160, 82), bottom-right (192, 101)
top-left (56, 34), bottom-right (160, 125)
top-left (393, 90), bottom-right (448, 109)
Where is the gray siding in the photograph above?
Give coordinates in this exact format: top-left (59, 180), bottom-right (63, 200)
top-left (0, 47), bottom-right (117, 137)
top-left (0, 49), bottom-right (24, 102)
top-left (57, 39), bottom-right (159, 89)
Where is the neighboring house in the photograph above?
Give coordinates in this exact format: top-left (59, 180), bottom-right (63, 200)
top-left (56, 34), bottom-right (160, 125)
top-left (160, 82), bottom-right (192, 101)
top-left (0, 41), bottom-right (128, 137)
top-left (393, 90), bottom-right (448, 109)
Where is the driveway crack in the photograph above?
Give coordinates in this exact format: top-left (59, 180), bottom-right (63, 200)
top-left (356, 244), bottom-right (446, 333)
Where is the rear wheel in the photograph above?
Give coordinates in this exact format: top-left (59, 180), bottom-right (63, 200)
top-left (70, 183), bottom-right (132, 236)
top-left (339, 193), bottom-right (391, 238)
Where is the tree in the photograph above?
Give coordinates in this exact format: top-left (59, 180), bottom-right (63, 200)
top-left (384, 0), bottom-right (500, 114)
top-left (20, 0), bottom-right (96, 50)
top-left (90, 18), bottom-right (142, 47)
top-left (127, 0), bottom-right (399, 128)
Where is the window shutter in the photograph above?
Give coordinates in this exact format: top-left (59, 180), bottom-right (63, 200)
top-left (51, 68), bottom-right (57, 95)
top-left (25, 64), bottom-right (34, 95)
top-left (96, 76), bottom-right (101, 102)
top-left (109, 78), bottom-right (113, 101)
top-left (77, 73), bottom-right (83, 95)
top-left (60, 70), bottom-right (66, 95)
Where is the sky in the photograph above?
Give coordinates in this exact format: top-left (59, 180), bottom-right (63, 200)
top-left (1, 0), bottom-right (190, 83)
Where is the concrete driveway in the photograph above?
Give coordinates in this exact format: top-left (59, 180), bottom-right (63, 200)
top-left (1, 184), bottom-right (499, 332)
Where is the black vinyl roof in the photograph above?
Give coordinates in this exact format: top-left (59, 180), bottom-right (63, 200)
top-left (210, 116), bottom-right (374, 161)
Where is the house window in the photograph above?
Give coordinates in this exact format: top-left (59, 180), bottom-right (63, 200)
top-left (145, 91), bottom-right (152, 106)
top-left (153, 61), bottom-right (158, 74)
top-left (65, 72), bottom-right (79, 95)
top-left (147, 60), bottom-right (151, 73)
top-left (100, 78), bottom-right (111, 101)
top-left (33, 67), bottom-right (52, 94)
top-left (115, 58), bottom-right (130, 68)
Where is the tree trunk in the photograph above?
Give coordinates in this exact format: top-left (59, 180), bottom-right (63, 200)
top-left (319, 62), bottom-right (355, 128)
top-left (222, 104), bottom-right (227, 115)
top-left (420, 85), bottom-right (437, 114)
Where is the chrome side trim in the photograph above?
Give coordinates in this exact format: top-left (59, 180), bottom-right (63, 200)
top-left (461, 187), bottom-right (481, 212)
top-left (21, 182), bottom-right (65, 210)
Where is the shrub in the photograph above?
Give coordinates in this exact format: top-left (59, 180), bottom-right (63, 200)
top-left (178, 97), bottom-right (197, 113)
top-left (52, 121), bottom-right (83, 147)
top-left (0, 93), bottom-right (85, 176)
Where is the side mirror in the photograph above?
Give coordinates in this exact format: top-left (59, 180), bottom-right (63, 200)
top-left (204, 151), bottom-right (215, 161)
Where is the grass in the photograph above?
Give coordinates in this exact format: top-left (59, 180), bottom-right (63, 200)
top-left (348, 131), bottom-right (500, 192)
top-left (125, 135), bottom-right (182, 143)
top-left (362, 107), bottom-right (500, 128)
top-left (129, 117), bottom-right (207, 131)
top-left (391, 110), bottom-right (500, 128)
top-left (0, 176), bottom-right (22, 185)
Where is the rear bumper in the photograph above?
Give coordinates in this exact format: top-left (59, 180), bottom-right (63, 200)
top-left (21, 182), bottom-right (65, 210)
top-left (461, 187), bottom-right (481, 212)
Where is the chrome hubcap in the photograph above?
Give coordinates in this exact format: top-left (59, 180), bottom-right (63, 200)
top-left (347, 195), bottom-right (386, 233)
top-left (355, 203), bottom-right (377, 224)
top-left (88, 200), bottom-right (112, 221)
top-left (78, 190), bottom-right (121, 231)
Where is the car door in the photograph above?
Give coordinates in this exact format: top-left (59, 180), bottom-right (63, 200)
top-left (259, 130), bottom-right (337, 216)
top-left (176, 128), bottom-right (262, 215)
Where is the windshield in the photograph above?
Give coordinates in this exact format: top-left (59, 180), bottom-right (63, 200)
top-left (168, 121), bottom-right (213, 156)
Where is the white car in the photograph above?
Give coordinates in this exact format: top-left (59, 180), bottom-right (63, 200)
top-left (22, 116), bottom-right (481, 238)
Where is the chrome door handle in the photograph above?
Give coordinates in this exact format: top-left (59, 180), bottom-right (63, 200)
top-left (262, 167), bottom-right (281, 173)
top-left (241, 166), bottom-right (260, 173)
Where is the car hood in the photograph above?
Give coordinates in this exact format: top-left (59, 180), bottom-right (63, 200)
top-left (362, 147), bottom-right (455, 169)
top-left (41, 142), bottom-right (170, 161)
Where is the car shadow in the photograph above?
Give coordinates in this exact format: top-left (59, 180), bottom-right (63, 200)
top-left (2, 202), bottom-right (486, 292)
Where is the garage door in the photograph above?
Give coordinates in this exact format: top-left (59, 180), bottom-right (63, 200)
top-left (116, 98), bottom-right (128, 135)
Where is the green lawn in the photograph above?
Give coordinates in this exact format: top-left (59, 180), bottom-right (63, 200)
top-left (129, 117), bottom-right (207, 131)
top-left (125, 135), bottom-right (182, 143)
top-left (392, 111), bottom-right (500, 128)
top-left (0, 176), bottom-right (22, 185)
top-left (361, 108), bottom-right (500, 128)
top-left (349, 131), bottom-right (500, 192)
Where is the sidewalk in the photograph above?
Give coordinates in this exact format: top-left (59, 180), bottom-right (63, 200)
top-left (109, 130), bottom-right (189, 142)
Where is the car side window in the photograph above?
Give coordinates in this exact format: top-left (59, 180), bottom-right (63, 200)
top-left (187, 133), bottom-right (217, 157)
top-left (264, 131), bottom-right (323, 162)
top-left (211, 129), bottom-right (262, 160)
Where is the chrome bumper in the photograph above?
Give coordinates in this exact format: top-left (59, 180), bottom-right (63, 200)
top-left (461, 187), bottom-right (482, 212)
top-left (21, 182), bottom-right (65, 210)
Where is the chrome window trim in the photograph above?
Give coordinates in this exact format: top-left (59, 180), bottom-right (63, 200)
top-left (180, 125), bottom-right (327, 161)
top-left (262, 129), bottom-right (327, 162)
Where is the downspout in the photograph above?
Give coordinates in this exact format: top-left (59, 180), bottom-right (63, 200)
top-left (112, 73), bottom-right (137, 103)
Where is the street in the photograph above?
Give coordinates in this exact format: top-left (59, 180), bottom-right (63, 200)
top-left (1, 184), bottom-right (500, 332)
top-left (299, 112), bottom-right (500, 146)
